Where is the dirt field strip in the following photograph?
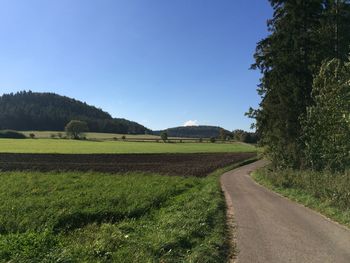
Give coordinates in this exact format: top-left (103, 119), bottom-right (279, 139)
top-left (0, 152), bottom-right (256, 177)
top-left (221, 160), bottom-right (350, 263)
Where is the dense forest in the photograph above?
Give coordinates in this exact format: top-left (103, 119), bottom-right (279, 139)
top-left (0, 91), bottom-right (149, 134)
top-left (249, 0), bottom-right (350, 171)
top-left (154, 126), bottom-right (230, 138)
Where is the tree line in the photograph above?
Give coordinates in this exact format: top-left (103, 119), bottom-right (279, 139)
top-left (0, 91), bottom-right (149, 134)
top-left (154, 126), bottom-right (227, 138)
top-left (249, 0), bottom-right (350, 171)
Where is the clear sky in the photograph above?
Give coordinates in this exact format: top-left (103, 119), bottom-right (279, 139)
top-left (0, 0), bottom-right (272, 131)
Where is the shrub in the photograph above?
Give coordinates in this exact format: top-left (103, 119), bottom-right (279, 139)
top-left (29, 133), bottom-right (35, 139)
top-left (0, 130), bottom-right (26, 139)
top-left (210, 137), bottom-right (216, 143)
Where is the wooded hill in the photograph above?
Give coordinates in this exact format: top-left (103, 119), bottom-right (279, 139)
top-left (0, 91), bottom-right (149, 134)
top-left (154, 126), bottom-right (230, 138)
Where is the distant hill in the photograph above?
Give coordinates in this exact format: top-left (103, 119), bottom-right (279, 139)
top-left (0, 91), bottom-right (149, 134)
top-left (154, 125), bottom-right (230, 138)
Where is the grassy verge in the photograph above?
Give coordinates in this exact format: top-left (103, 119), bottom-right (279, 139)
top-left (252, 167), bottom-right (350, 228)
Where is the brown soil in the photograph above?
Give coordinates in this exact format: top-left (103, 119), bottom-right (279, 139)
top-left (0, 152), bottom-right (256, 177)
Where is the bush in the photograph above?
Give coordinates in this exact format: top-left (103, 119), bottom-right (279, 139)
top-left (29, 133), bottom-right (35, 139)
top-left (210, 137), bottom-right (216, 143)
top-left (0, 130), bottom-right (26, 139)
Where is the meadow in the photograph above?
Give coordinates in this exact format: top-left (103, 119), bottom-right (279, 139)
top-left (22, 131), bottom-right (161, 140)
top-left (0, 168), bottom-right (235, 262)
top-left (0, 138), bottom-right (256, 154)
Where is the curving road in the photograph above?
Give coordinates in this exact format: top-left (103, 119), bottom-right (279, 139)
top-left (221, 160), bottom-right (350, 263)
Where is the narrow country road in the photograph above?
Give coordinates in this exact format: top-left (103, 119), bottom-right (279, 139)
top-left (221, 160), bottom-right (350, 263)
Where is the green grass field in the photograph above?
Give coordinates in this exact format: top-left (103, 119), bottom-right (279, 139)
top-left (0, 169), bottom-right (229, 262)
top-left (22, 131), bottom-right (162, 140)
top-left (0, 138), bottom-right (256, 154)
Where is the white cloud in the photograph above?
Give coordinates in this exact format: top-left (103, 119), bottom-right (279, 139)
top-left (183, 120), bottom-right (199, 127)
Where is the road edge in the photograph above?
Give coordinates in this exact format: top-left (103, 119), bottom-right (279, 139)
top-left (250, 168), bottom-right (350, 232)
top-left (221, 182), bottom-right (238, 263)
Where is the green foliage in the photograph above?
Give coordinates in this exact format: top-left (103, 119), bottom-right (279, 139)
top-left (0, 91), bottom-right (149, 134)
top-left (0, 130), bottom-right (26, 139)
top-left (65, 120), bottom-right (89, 139)
top-left (160, 131), bottom-right (168, 142)
top-left (249, 0), bottom-right (350, 168)
top-left (232, 129), bottom-right (258, 144)
top-left (0, 171), bottom-right (228, 262)
top-left (210, 137), bottom-right (216, 143)
top-left (219, 129), bottom-right (230, 141)
top-left (302, 58), bottom-right (350, 170)
top-left (29, 133), bottom-right (35, 139)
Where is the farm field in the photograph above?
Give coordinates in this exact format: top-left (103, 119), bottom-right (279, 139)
top-left (0, 152), bottom-right (256, 176)
top-left (21, 131), bottom-right (201, 141)
top-left (22, 131), bottom-right (162, 140)
top-left (0, 138), bottom-right (256, 154)
top-left (0, 135), bottom-right (257, 262)
top-left (0, 161), bottom-right (256, 262)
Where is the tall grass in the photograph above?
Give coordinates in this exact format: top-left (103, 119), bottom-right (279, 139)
top-left (253, 167), bottom-right (350, 226)
top-left (0, 170), bottom-right (228, 262)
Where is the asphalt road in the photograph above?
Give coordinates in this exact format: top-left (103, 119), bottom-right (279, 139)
top-left (221, 160), bottom-right (350, 263)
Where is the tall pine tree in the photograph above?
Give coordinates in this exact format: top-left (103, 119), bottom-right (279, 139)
top-left (249, 0), bottom-right (350, 168)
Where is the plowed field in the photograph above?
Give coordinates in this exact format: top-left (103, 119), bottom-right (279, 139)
top-left (0, 152), bottom-right (256, 176)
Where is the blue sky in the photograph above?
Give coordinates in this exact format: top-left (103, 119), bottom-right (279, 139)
top-left (0, 0), bottom-right (272, 131)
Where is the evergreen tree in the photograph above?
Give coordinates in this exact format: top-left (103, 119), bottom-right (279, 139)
top-left (249, 0), bottom-right (350, 168)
